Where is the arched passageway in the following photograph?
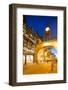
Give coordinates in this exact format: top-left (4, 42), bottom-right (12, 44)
top-left (34, 40), bottom-right (57, 63)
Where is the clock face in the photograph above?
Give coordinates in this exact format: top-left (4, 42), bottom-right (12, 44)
top-left (45, 27), bottom-right (50, 32)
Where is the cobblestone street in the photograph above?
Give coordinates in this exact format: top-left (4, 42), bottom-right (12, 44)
top-left (23, 61), bottom-right (57, 75)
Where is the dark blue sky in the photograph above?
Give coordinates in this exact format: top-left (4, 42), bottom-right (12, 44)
top-left (24, 15), bottom-right (57, 39)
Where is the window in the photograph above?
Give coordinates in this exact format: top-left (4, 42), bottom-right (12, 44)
top-left (26, 55), bottom-right (33, 64)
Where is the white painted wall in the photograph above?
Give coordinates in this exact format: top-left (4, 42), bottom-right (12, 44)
top-left (0, 0), bottom-right (68, 90)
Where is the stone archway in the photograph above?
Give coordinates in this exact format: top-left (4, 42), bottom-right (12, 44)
top-left (34, 40), bottom-right (57, 63)
top-left (35, 46), bottom-right (54, 63)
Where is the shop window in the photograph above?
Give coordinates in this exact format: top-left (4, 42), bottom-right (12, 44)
top-left (26, 55), bottom-right (33, 64)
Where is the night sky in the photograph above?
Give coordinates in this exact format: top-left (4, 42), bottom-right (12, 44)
top-left (24, 15), bottom-right (57, 39)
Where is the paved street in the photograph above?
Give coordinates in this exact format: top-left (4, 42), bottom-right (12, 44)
top-left (23, 62), bottom-right (57, 75)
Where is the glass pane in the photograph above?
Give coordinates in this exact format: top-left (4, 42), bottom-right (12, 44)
top-left (26, 55), bottom-right (33, 64)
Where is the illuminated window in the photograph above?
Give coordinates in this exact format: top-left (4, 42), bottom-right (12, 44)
top-left (26, 55), bottom-right (33, 64)
top-left (23, 55), bottom-right (25, 64)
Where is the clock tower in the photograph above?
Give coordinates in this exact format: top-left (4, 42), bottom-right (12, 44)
top-left (44, 26), bottom-right (51, 41)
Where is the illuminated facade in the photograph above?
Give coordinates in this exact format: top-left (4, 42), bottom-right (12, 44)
top-left (23, 22), bottom-right (35, 64)
top-left (23, 22), bottom-right (42, 64)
